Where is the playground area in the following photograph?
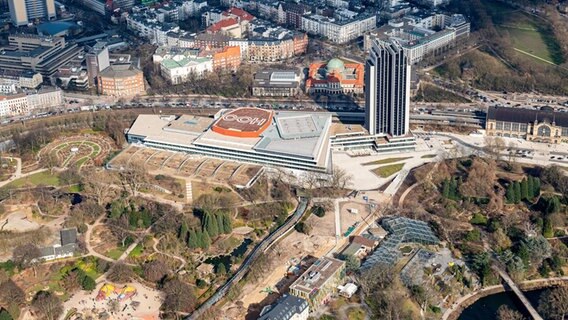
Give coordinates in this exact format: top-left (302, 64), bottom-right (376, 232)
top-left (39, 135), bottom-right (115, 169)
top-left (63, 281), bottom-right (163, 320)
top-left (109, 146), bottom-right (263, 188)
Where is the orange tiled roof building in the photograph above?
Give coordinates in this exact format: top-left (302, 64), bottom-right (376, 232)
top-left (305, 58), bottom-right (364, 95)
top-left (212, 46), bottom-right (241, 71)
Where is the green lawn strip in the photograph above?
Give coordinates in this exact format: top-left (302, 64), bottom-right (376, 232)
top-left (75, 157), bottom-right (91, 168)
top-left (83, 141), bottom-right (101, 155)
top-left (7, 171), bottom-right (60, 188)
top-left (373, 163), bottom-right (405, 178)
top-left (53, 143), bottom-right (69, 151)
top-left (363, 157), bottom-right (412, 166)
top-left (64, 184), bottom-right (82, 193)
top-left (62, 152), bottom-right (76, 167)
top-left (128, 243), bottom-right (144, 258)
top-left (104, 247), bottom-right (126, 260)
top-left (421, 154), bottom-right (437, 159)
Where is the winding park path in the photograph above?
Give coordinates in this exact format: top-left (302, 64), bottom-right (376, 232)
top-left (152, 236), bottom-right (187, 272)
top-left (0, 157), bottom-right (49, 188)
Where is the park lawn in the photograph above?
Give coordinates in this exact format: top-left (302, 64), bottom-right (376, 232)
top-left (483, 0), bottom-right (563, 64)
top-left (105, 247), bottom-right (126, 260)
top-left (65, 184), bottom-right (82, 193)
top-left (363, 157), bottom-right (412, 166)
top-left (7, 171), bottom-right (60, 188)
top-left (347, 307), bottom-right (367, 320)
top-left (373, 163), bottom-right (405, 178)
top-left (128, 243), bottom-right (144, 258)
top-left (421, 154), bottom-right (437, 159)
top-left (74, 258), bottom-right (103, 279)
top-left (413, 83), bottom-right (471, 103)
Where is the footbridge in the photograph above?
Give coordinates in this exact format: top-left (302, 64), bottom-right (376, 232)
top-left (492, 266), bottom-right (543, 320)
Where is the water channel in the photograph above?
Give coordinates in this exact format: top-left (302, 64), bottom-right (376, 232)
top-left (204, 238), bottom-right (253, 272)
top-left (458, 288), bottom-right (547, 320)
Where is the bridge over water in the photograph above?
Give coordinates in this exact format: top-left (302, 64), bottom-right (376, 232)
top-left (492, 266), bottom-right (544, 320)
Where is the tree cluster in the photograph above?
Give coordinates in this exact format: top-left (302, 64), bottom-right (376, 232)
top-left (506, 176), bottom-right (540, 204)
top-left (179, 210), bottom-right (233, 250)
top-left (0, 280), bottom-right (24, 319)
top-left (61, 267), bottom-right (96, 292)
top-left (30, 291), bottom-right (62, 320)
top-left (441, 177), bottom-right (461, 201)
top-left (359, 265), bottom-right (410, 319)
top-left (160, 278), bottom-right (197, 315)
top-left (109, 199), bottom-right (159, 230)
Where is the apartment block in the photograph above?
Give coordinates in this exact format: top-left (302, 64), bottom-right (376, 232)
top-left (97, 64), bottom-right (145, 97)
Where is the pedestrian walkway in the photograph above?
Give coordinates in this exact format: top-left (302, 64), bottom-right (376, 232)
top-left (186, 182), bottom-right (193, 203)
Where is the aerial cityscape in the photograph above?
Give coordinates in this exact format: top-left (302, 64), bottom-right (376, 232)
top-left (0, 0), bottom-right (568, 319)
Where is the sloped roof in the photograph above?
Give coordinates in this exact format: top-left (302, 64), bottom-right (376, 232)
top-left (487, 106), bottom-right (568, 127)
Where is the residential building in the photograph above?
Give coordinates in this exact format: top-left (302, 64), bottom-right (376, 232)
top-left (416, 0), bottom-right (450, 7)
top-left (300, 13), bottom-right (376, 44)
top-left (305, 58), bottom-right (364, 95)
top-left (97, 64), bottom-right (145, 97)
top-left (258, 294), bottom-right (309, 320)
top-left (0, 94), bottom-right (28, 117)
top-left (365, 39), bottom-right (410, 137)
top-left (25, 86), bottom-right (62, 111)
top-left (126, 12), bottom-right (180, 45)
top-left (289, 257), bottom-right (345, 307)
top-left (0, 83), bottom-right (17, 95)
top-left (292, 33), bottom-right (309, 55)
top-left (0, 70), bottom-right (43, 89)
top-left (160, 56), bottom-right (213, 84)
top-left (86, 41), bottom-right (110, 85)
top-left (248, 38), bottom-right (294, 62)
top-left (110, 0), bottom-right (135, 11)
top-left (154, 47), bottom-right (213, 83)
top-left (364, 14), bottom-right (470, 64)
top-left (212, 46), bottom-right (241, 71)
top-left (8, 0), bottom-right (56, 26)
top-left (0, 87), bottom-right (62, 117)
top-left (283, 3), bottom-right (307, 29)
top-left (181, 0), bottom-right (207, 17)
top-left (207, 18), bottom-right (245, 38)
top-left (76, 0), bottom-right (106, 15)
top-left (0, 34), bottom-right (84, 79)
top-left (486, 106), bottom-right (568, 144)
top-left (252, 69), bottom-right (301, 97)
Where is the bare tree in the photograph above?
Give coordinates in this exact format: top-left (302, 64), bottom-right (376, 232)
top-left (81, 169), bottom-right (114, 206)
top-left (497, 305), bottom-right (525, 320)
top-left (161, 278), bottom-right (197, 314)
top-left (483, 136), bottom-right (506, 160)
top-left (142, 260), bottom-right (170, 283)
top-left (0, 279), bottom-right (25, 306)
top-left (538, 286), bottom-right (568, 320)
top-left (107, 262), bottom-right (135, 284)
top-left (117, 160), bottom-right (147, 196)
top-left (31, 291), bottom-right (62, 320)
top-left (330, 165), bottom-right (353, 190)
top-left (12, 243), bottom-right (40, 269)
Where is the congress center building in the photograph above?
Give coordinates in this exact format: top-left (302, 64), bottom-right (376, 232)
top-left (126, 107), bottom-right (333, 172)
